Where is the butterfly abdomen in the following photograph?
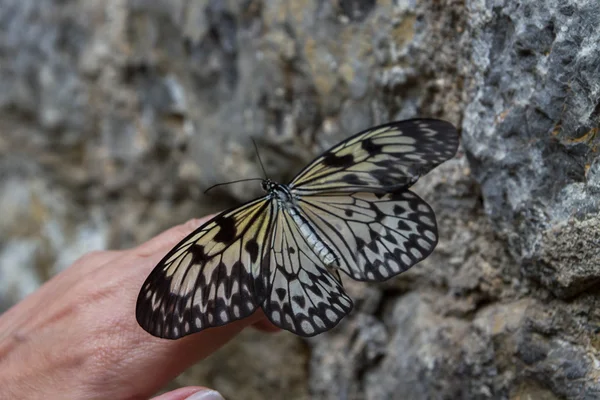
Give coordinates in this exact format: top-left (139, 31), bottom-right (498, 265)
top-left (272, 184), bottom-right (338, 265)
top-left (287, 205), bottom-right (337, 266)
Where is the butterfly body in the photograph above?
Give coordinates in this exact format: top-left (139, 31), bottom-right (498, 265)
top-left (137, 119), bottom-right (459, 338)
top-left (262, 179), bottom-right (339, 266)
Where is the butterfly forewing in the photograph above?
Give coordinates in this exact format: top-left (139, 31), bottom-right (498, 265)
top-left (136, 197), bottom-right (276, 339)
top-left (290, 119), bottom-right (458, 195)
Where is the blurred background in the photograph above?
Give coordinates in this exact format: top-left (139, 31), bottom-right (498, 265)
top-left (1, 0), bottom-right (600, 399)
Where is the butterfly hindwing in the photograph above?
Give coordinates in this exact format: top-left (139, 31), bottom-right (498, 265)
top-left (290, 119), bottom-right (458, 195)
top-left (262, 209), bottom-right (353, 336)
top-left (295, 190), bottom-right (438, 281)
top-left (136, 197), bottom-right (276, 339)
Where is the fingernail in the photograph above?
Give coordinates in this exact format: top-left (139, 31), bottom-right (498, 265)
top-left (185, 389), bottom-right (225, 400)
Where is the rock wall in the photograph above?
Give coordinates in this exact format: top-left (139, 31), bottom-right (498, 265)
top-left (1, 0), bottom-right (599, 399)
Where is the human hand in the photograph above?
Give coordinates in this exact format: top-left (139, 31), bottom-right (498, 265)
top-left (0, 216), bottom-right (279, 400)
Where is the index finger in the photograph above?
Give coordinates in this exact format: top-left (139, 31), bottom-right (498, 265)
top-left (83, 217), bottom-right (278, 398)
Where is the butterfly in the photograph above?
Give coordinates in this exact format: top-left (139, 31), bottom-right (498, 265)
top-left (136, 119), bottom-right (459, 338)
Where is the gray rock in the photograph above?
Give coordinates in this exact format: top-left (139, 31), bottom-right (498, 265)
top-left (463, 0), bottom-right (600, 296)
top-left (1, 0), bottom-right (599, 399)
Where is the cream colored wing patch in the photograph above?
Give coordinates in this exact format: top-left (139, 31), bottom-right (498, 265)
top-left (136, 197), bottom-right (276, 339)
top-left (296, 190), bottom-right (438, 281)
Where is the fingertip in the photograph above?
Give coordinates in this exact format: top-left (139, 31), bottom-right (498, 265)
top-left (184, 389), bottom-right (225, 400)
top-left (151, 387), bottom-right (224, 400)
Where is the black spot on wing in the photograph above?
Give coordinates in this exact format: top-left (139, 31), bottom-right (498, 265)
top-left (189, 244), bottom-right (208, 263)
top-left (228, 261), bottom-right (245, 298)
top-left (355, 237), bottom-right (367, 252)
top-left (276, 288), bottom-right (287, 301)
top-left (370, 168), bottom-right (406, 187)
top-left (255, 255), bottom-right (272, 300)
top-left (214, 216), bottom-right (237, 243)
top-left (384, 232), bottom-right (398, 245)
top-left (309, 285), bottom-right (323, 297)
top-left (322, 153), bottom-right (355, 168)
top-left (209, 261), bottom-right (229, 283)
top-left (293, 295), bottom-right (306, 308)
top-left (361, 137), bottom-right (383, 155)
top-left (393, 204), bottom-right (407, 215)
top-left (245, 239), bottom-right (259, 263)
top-left (397, 220), bottom-right (411, 231)
top-left (367, 237), bottom-right (380, 253)
top-left (370, 203), bottom-right (385, 222)
top-left (341, 173), bottom-right (368, 185)
top-left (345, 209), bottom-right (354, 217)
top-left (288, 247), bottom-right (296, 254)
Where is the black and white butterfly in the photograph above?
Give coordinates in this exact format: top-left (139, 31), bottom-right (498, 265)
top-left (136, 119), bottom-right (459, 338)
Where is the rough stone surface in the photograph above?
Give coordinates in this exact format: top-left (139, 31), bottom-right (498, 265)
top-left (463, 0), bottom-right (600, 298)
top-left (1, 0), bottom-right (599, 399)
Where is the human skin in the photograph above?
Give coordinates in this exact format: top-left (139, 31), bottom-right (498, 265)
top-left (0, 217), bottom-right (279, 399)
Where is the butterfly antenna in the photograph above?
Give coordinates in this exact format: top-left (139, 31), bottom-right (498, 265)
top-left (251, 138), bottom-right (268, 179)
top-left (204, 178), bottom-right (264, 194)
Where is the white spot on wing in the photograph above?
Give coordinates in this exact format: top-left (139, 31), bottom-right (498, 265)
top-left (417, 238), bottom-right (430, 248)
top-left (285, 314), bottom-right (294, 327)
top-left (325, 309), bottom-right (337, 322)
top-left (388, 259), bottom-right (400, 273)
top-left (420, 215), bottom-right (435, 226)
top-left (340, 296), bottom-right (352, 307)
top-left (417, 204), bottom-right (430, 213)
top-left (424, 230), bottom-right (436, 241)
top-left (313, 316), bottom-right (326, 328)
top-left (272, 311), bottom-right (281, 324)
top-left (301, 320), bottom-right (315, 335)
top-left (410, 248), bottom-right (422, 258)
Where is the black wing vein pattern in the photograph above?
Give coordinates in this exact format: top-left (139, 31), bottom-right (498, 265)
top-left (290, 119), bottom-right (458, 195)
top-left (136, 197), bottom-right (276, 339)
top-left (262, 207), bottom-right (353, 336)
top-left (294, 190), bottom-right (438, 282)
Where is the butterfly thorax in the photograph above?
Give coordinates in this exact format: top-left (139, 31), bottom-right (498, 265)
top-left (261, 178), bottom-right (279, 194)
top-left (262, 179), bottom-right (294, 204)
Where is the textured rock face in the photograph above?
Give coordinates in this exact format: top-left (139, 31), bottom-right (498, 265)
top-left (1, 0), bottom-right (599, 399)
top-left (464, 0), bottom-right (600, 300)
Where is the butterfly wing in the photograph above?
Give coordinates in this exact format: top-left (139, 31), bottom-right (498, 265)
top-left (290, 119), bottom-right (458, 195)
top-left (137, 118), bottom-right (458, 339)
top-left (136, 196), bottom-right (276, 339)
top-left (262, 207), bottom-right (354, 336)
top-left (294, 190), bottom-right (438, 281)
